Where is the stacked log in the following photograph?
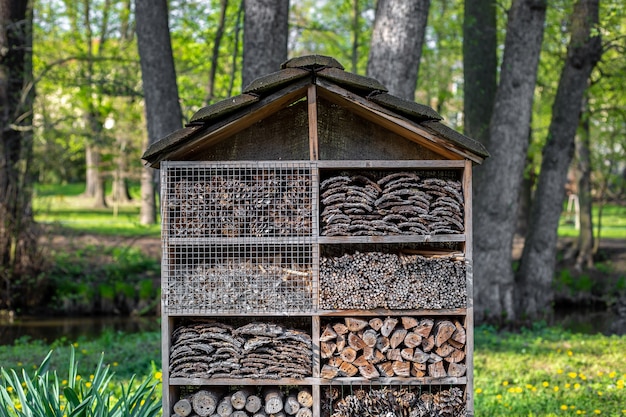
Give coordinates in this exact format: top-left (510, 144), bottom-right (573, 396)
top-left (173, 387), bottom-right (313, 417)
top-left (169, 170), bottom-right (311, 238)
top-left (320, 252), bottom-right (466, 310)
top-left (166, 258), bottom-right (312, 313)
top-left (323, 386), bottom-right (465, 417)
top-left (320, 172), bottom-right (464, 236)
top-left (320, 317), bottom-right (466, 380)
top-left (169, 322), bottom-right (312, 379)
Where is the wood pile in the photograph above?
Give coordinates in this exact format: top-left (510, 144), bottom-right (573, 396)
top-left (323, 386), bottom-right (465, 417)
top-left (167, 259), bottom-right (312, 312)
top-left (169, 171), bottom-right (311, 238)
top-left (320, 252), bottom-right (466, 310)
top-left (320, 172), bottom-right (464, 236)
top-left (173, 387), bottom-right (314, 417)
top-left (320, 317), bottom-right (466, 380)
top-left (169, 321), bottom-right (312, 379)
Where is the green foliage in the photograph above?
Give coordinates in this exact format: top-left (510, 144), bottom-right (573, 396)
top-left (0, 348), bottom-right (161, 417)
top-left (559, 204), bottom-right (626, 239)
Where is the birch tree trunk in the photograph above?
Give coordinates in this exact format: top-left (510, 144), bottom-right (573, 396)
top-left (136, 0), bottom-right (183, 224)
top-left (366, 0), bottom-right (430, 101)
top-left (242, 0), bottom-right (289, 89)
top-left (575, 99), bottom-right (594, 270)
top-left (473, 0), bottom-right (547, 323)
top-left (517, 0), bottom-right (602, 319)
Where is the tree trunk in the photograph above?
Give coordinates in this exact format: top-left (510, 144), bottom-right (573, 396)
top-left (0, 0), bottom-right (37, 310)
top-left (135, 0), bottom-right (183, 224)
top-left (242, 0), bottom-right (289, 89)
top-left (366, 0), bottom-right (430, 101)
top-left (205, 0), bottom-right (229, 105)
top-left (575, 96), bottom-right (594, 270)
top-left (350, 0), bottom-right (359, 73)
top-left (517, 0), bottom-right (601, 319)
top-left (473, 0), bottom-right (547, 323)
top-left (463, 0), bottom-right (497, 145)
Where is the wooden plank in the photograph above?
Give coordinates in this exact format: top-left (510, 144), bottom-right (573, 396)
top-left (162, 316), bottom-right (173, 416)
top-left (308, 84), bottom-right (319, 160)
top-left (316, 79), bottom-right (485, 164)
top-left (154, 79), bottom-right (310, 165)
top-left (317, 308), bottom-right (468, 317)
top-left (316, 160), bottom-right (465, 169)
top-left (312, 315), bottom-right (321, 378)
top-left (463, 160), bottom-right (473, 260)
top-left (168, 377), bottom-right (319, 386)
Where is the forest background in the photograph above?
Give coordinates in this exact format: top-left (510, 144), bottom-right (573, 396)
top-left (0, 0), bottom-right (625, 325)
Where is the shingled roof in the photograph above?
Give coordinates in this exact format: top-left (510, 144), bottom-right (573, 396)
top-left (142, 55), bottom-right (488, 167)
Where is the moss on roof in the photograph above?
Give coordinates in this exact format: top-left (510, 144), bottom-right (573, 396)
top-left (189, 94), bottom-right (259, 124)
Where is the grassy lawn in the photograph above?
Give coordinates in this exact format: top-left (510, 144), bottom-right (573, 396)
top-left (0, 325), bottom-right (624, 415)
top-left (559, 204), bottom-right (626, 240)
top-left (33, 183), bottom-right (160, 238)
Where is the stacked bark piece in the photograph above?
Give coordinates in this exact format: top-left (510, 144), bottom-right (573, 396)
top-left (173, 387), bottom-right (314, 417)
top-left (323, 386), bottom-right (465, 417)
top-left (320, 252), bottom-right (466, 310)
top-left (169, 169), bottom-right (311, 238)
top-left (320, 172), bottom-right (464, 236)
top-left (167, 258), bottom-right (312, 313)
top-left (170, 321), bottom-right (312, 379)
top-left (320, 317), bottom-right (466, 380)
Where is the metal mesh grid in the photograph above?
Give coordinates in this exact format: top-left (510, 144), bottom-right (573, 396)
top-left (163, 162), bottom-right (313, 238)
top-left (164, 243), bottom-right (314, 314)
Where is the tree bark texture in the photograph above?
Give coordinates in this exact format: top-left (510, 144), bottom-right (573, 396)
top-left (242, 0), bottom-right (289, 89)
top-left (473, 0), bottom-right (547, 323)
top-left (0, 0), bottom-right (36, 309)
top-left (135, 0), bottom-right (183, 224)
top-left (462, 0), bottom-right (497, 145)
top-left (517, 0), bottom-right (601, 319)
top-left (367, 0), bottom-right (430, 101)
top-left (575, 100), bottom-right (594, 270)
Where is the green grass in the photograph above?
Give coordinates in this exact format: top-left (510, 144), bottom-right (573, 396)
top-left (559, 204), bottom-right (626, 240)
top-left (474, 324), bottom-right (626, 416)
top-left (33, 183), bottom-right (160, 238)
top-left (1, 326), bottom-right (625, 416)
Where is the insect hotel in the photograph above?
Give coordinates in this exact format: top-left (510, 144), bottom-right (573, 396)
top-left (142, 55), bottom-right (489, 417)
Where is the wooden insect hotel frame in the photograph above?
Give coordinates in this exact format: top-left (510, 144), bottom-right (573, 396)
top-left (142, 55), bottom-right (489, 417)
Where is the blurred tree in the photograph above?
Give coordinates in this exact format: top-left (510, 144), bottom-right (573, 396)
top-left (136, 0), bottom-right (183, 224)
top-left (242, 0), bottom-right (289, 88)
top-left (517, 0), bottom-right (602, 319)
top-left (0, 0), bottom-right (40, 309)
top-left (473, 0), bottom-right (547, 323)
top-left (366, 0), bottom-right (430, 100)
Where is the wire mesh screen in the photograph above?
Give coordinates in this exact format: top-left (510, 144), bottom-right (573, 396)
top-left (161, 161), bottom-right (316, 314)
top-left (163, 162), bottom-right (313, 238)
top-left (164, 243), bottom-right (314, 314)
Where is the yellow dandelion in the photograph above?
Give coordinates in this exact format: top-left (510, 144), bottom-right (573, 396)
top-left (557, 369), bottom-right (564, 374)
top-left (568, 372), bottom-right (578, 379)
top-left (81, 349), bottom-right (87, 354)
top-left (609, 371), bottom-right (617, 378)
top-left (475, 388), bottom-right (483, 394)
top-left (576, 411), bottom-right (583, 415)
top-left (89, 374), bottom-right (94, 380)
top-left (594, 410), bottom-right (601, 414)
top-left (62, 379), bottom-right (67, 385)
top-left (502, 380), bottom-right (509, 386)
top-left (597, 371), bottom-right (604, 377)
top-left (155, 371), bottom-right (163, 380)
top-left (597, 391), bottom-right (603, 396)
top-left (542, 381), bottom-right (550, 388)
top-left (496, 394), bottom-right (502, 400)
top-left (73, 342), bottom-right (79, 348)
top-left (531, 386), bottom-right (537, 392)
top-left (565, 383), bottom-right (571, 389)
top-left (6, 387), bottom-right (12, 393)
top-left (86, 382), bottom-right (92, 388)
top-left (525, 384), bottom-right (534, 389)
top-left (553, 386), bottom-right (559, 392)
top-left (574, 383), bottom-right (581, 390)
top-left (567, 350), bottom-right (573, 356)
top-left (16, 362), bottom-right (22, 366)
top-left (561, 405), bottom-right (569, 411)
top-left (76, 375), bottom-right (81, 381)
top-left (113, 362), bottom-right (119, 367)
top-left (580, 373), bottom-right (588, 380)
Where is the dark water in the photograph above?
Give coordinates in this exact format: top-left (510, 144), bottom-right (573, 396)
top-left (0, 307), bottom-right (621, 346)
top-left (0, 315), bottom-right (160, 345)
